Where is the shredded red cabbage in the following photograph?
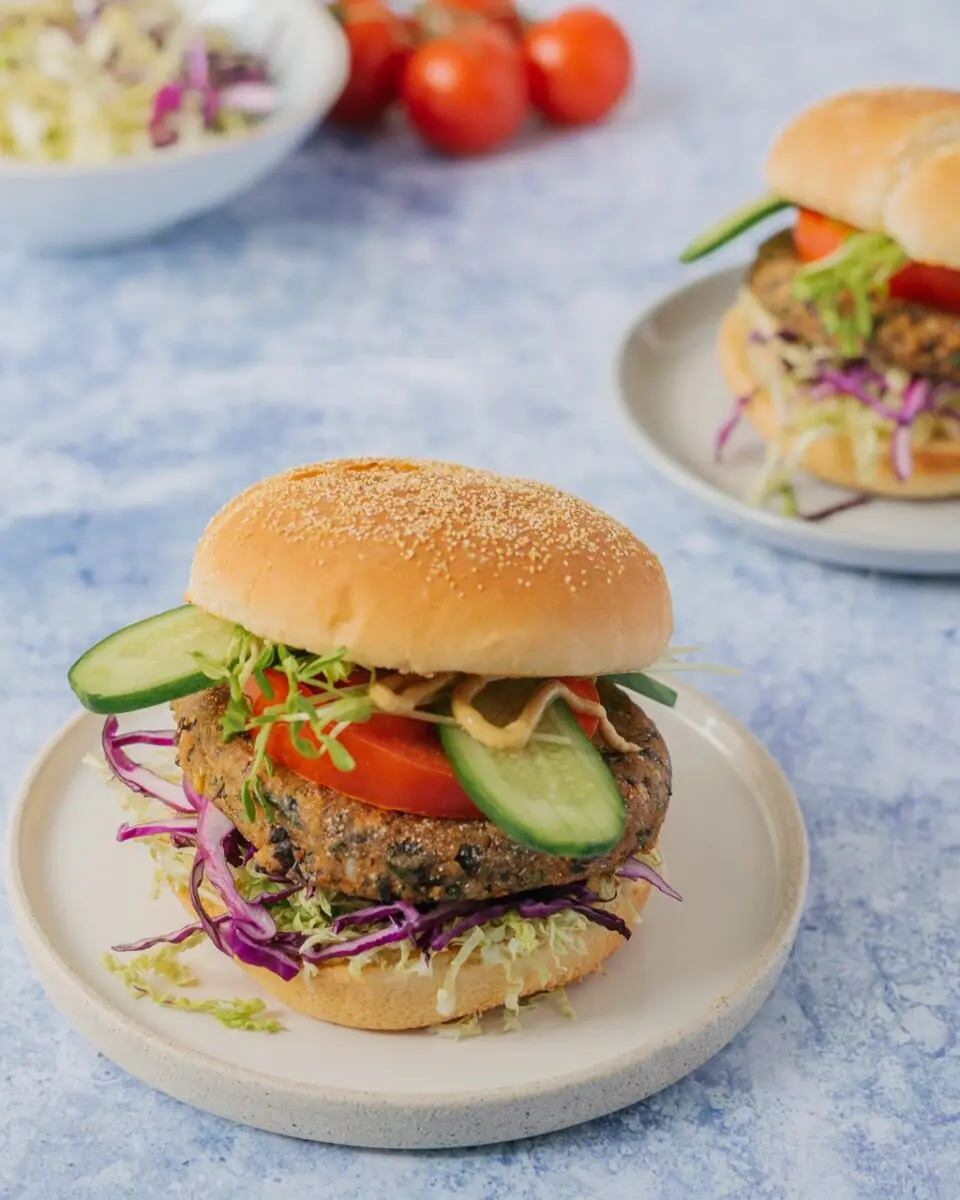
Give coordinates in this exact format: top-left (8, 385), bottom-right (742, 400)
top-left (218, 83), bottom-right (279, 116)
top-left (304, 924), bottom-right (415, 965)
top-left (732, 330), bottom-right (958, 486)
top-left (715, 391), bottom-right (756, 461)
top-left (800, 494), bottom-right (871, 523)
top-left (149, 83), bottom-right (183, 147)
top-left (808, 367), bottom-right (941, 482)
top-left (615, 855), bottom-right (682, 900)
top-left (113, 916), bottom-right (225, 954)
top-left (148, 43), bottom-right (274, 149)
top-left (331, 900), bottom-right (421, 934)
top-left (182, 789), bottom-right (301, 983)
top-left (807, 366), bottom-right (895, 419)
top-left (890, 378), bottom-right (933, 481)
top-left (102, 717), bottom-right (195, 813)
top-left (104, 724), bottom-right (681, 985)
top-left (114, 729), bottom-right (176, 748)
top-left (186, 39), bottom-right (219, 124)
top-left (218, 922), bottom-right (304, 979)
top-left (117, 819), bottom-right (198, 844)
top-left (208, 52), bottom-right (270, 89)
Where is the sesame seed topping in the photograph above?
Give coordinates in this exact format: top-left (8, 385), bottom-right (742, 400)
top-left (211, 458), bottom-right (659, 595)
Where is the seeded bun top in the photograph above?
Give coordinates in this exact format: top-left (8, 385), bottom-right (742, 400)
top-left (765, 86), bottom-right (960, 270)
top-left (186, 458), bottom-right (673, 677)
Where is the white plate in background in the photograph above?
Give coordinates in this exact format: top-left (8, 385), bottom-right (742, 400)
top-left (617, 266), bottom-right (960, 575)
top-left (6, 685), bottom-right (808, 1149)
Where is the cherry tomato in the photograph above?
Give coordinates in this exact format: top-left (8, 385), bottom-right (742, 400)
top-left (794, 209), bottom-right (960, 315)
top-left (245, 670), bottom-right (603, 818)
top-left (522, 7), bottom-right (632, 127)
top-left (437, 0), bottom-right (525, 40)
top-left (401, 24), bottom-right (528, 156)
top-left (329, 0), bottom-right (411, 127)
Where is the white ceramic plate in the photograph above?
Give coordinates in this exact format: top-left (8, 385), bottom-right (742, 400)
top-left (6, 684), bottom-right (808, 1149)
top-left (616, 266), bottom-right (960, 575)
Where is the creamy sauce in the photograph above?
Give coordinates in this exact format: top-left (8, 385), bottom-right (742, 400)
top-left (368, 672), bottom-right (456, 714)
top-left (368, 670), bottom-right (638, 754)
top-left (451, 677), bottom-right (638, 753)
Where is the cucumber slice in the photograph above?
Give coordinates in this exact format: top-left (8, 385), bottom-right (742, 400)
top-left (680, 194), bottom-right (792, 264)
top-left (439, 701), bottom-right (625, 858)
top-left (602, 672), bottom-right (678, 708)
top-left (68, 604), bottom-right (236, 714)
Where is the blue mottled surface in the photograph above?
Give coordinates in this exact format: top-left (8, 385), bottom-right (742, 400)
top-left (2, 0), bottom-right (960, 1195)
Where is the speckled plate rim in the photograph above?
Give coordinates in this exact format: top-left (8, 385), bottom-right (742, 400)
top-left (5, 682), bottom-right (809, 1149)
top-left (614, 265), bottom-right (960, 574)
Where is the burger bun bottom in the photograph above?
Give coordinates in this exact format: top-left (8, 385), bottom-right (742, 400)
top-left (718, 302), bottom-right (960, 500)
top-left (175, 877), bottom-right (651, 1031)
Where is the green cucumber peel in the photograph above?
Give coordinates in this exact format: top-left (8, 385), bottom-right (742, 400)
top-left (680, 194), bottom-right (792, 264)
top-left (602, 672), bottom-right (678, 708)
top-left (440, 700), bottom-right (626, 858)
top-left (67, 605), bottom-right (236, 714)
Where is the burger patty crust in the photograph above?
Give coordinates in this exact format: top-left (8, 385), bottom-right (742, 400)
top-left (748, 231), bottom-right (960, 383)
top-left (173, 681), bottom-right (672, 905)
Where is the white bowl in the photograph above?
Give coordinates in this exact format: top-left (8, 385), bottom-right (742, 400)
top-left (0, 0), bottom-right (349, 251)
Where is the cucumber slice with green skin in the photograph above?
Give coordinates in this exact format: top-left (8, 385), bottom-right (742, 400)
top-left (602, 672), bottom-right (678, 708)
top-left (680, 194), bottom-right (792, 264)
top-left (439, 701), bottom-right (626, 859)
top-left (68, 604), bottom-right (236, 714)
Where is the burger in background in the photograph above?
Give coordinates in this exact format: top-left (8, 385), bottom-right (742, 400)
top-left (682, 87), bottom-right (960, 512)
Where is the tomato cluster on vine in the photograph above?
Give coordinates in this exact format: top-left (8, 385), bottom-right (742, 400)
top-left (327, 1), bottom-right (634, 156)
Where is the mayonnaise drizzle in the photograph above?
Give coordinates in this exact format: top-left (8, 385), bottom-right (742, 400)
top-left (367, 670), bottom-right (639, 754)
top-left (451, 676), bottom-right (639, 754)
top-left (368, 672), bottom-right (456, 714)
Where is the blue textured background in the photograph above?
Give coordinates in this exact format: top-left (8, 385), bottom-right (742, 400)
top-left (2, 1), bottom-right (959, 1196)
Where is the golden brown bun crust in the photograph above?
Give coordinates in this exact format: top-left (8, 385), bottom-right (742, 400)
top-left (176, 878), bottom-right (650, 1030)
top-left (718, 302), bottom-right (960, 500)
top-left (187, 459), bottom-right (672, 677)
top-left (765, 87), bottom-right (960, 269)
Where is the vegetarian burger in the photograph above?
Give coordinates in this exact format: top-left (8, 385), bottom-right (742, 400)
top-left (69, 459), bottom-right (680, 1031)
top-left (682, 86), bottom-right (960, 507)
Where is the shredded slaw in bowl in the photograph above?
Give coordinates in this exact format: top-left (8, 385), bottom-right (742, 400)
top-left (0, 0), bottom-right (279, 163)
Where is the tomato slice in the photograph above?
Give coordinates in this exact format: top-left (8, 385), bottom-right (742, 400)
top-left (793, 208), bottom-right (960, 315)
top-left (889, 263), bottom-right (960, 315)
top-left (243, 670), bottom-right (602, 819)
top-left (793, 208), bottom-right (855, 263)
top-left (560, 677), bottom-right (601, 740)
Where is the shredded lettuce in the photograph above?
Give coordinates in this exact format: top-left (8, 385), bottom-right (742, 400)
top-left (432, 986), bottom-right (576, 1037)
top-left (436, 927), bottom-right (486, 1018)
top-left (97, 764), bottom-right (638, 1026)
top-left (792, 232), bottom-right (908, 355)
top-left (729, 290), bottom-right (960, 510)
top-left (90, 732), bottom-right (664, 1028)
top-left (0, 0), bottom-right (276, 163)
top-left (553, 986), bottom-right (576, 1019)
top-left (431, 1013), bottom-right (484, 1039)
top-left (192, 632), bottom-right (369, 820)
top-left (102, 941), bottom-right (282, 1033)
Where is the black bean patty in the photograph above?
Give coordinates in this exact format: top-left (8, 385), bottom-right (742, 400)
top-left (748, 231), bottom-right (960, 383)
top-left (173, 681), bottom-right (672, 904)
